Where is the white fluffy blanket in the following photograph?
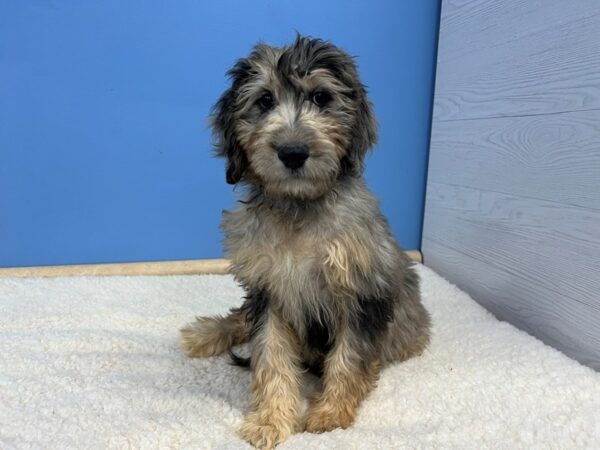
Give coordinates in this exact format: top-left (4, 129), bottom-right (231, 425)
top-left (1, 265), bottom-right (599, 449)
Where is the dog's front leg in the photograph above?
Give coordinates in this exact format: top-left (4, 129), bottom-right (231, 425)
top-left (239, 308), bottom-right (302, 449)
top-left (304, 327), bottom-right (381, 433)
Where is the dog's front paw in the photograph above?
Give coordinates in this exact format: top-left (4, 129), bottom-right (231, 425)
top-left (304, 401), bottom-right (355, 433)
top-left (239, 412), bottom-right (293, 449)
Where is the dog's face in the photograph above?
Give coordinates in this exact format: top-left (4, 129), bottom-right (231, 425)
top-left (212, 35), bottom-right (377, 200)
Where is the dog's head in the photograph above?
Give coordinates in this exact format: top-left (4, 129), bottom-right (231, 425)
top-left (212, 35), bottom-right (377, 200)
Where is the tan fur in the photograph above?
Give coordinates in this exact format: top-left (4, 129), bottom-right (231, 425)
top-left (323, 233), bottom-right (373, 298)
top-left (180, 311), bottom-right (248, 358)
top-left (305, 328), bottom-right (380, 433)
top-left (181, 36), bottom-right (431, 449)
top-left (239, 310), bottom-right (303, 449)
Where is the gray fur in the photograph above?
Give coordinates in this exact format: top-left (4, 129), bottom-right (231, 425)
top-left (181, 35), bottom-right (430, 447)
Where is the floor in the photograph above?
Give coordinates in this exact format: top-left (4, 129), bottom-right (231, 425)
top-left (1, 265), bottom-right (599, 449)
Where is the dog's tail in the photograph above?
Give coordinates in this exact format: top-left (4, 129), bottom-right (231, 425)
top-left (180, 309), bottom-right (250, 358)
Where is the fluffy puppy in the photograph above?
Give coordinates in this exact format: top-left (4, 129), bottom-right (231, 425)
top-left (181, 35), bottom-right (430, 449)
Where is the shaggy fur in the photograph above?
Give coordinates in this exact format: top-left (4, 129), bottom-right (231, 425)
top-left (180, 35), bottom-right (430, 449)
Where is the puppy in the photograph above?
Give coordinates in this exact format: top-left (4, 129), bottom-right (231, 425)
top-left (181, 35), bottom-right (430, 449)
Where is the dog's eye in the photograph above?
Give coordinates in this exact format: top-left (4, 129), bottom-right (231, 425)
top-left (311, 91), bottom-right (332, 107)
top-left (257, 92), bottom-right (274, 111)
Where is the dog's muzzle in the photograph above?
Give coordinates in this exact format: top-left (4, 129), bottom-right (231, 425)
top-left (277, 145), bottom-right (309, 170)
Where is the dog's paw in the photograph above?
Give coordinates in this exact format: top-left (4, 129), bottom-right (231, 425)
top-left (304, 401), bottom-right (355, 433)
top-left (239, 413), bottom-right (293, 449)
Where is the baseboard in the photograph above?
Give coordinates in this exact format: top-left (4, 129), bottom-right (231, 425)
top-left (0, 250), bottom-right (422, 278)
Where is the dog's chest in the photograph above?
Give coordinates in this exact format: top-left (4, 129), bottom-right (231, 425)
top-left (223, 206), bottom-right (330, 303)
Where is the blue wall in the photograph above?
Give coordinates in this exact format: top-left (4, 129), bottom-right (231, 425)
top-left (0, 1), bottom-right (440, 267)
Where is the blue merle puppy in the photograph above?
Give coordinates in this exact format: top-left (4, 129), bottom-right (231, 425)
top-left (181, 35), bottom-right (430, 449)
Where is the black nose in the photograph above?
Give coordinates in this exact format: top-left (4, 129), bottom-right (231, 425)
top-left (277, 145), bottom-right (309, 170)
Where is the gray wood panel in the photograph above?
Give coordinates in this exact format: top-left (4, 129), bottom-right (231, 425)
top-left (425, 183), bottom-right (600, 309)
top-left (423, 0), bottom-right (600, 369)
top-left (428, 111), bottom-right (600, 210)
top-left (433, 0), bottom-right (600, 121)
top-left (423, 239), bottom-right (600, 369)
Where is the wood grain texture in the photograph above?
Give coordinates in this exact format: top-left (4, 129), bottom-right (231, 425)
top-left (428, 110), bottom-right (600, 209)
top-left (423, 238), bottom-right (600, 370)
top-left (424, 182), bottom-right (600, 307)
top-left (424, 0), bottom-right (600, 369)
top-left (433, 0), bottom-right (600, 121)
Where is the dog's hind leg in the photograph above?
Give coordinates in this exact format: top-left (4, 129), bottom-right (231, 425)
top-left (180, 308), bottom-right (249, 358)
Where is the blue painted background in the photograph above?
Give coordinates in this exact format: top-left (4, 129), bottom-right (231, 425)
top-left (0, 1), bottom-right (440, 267)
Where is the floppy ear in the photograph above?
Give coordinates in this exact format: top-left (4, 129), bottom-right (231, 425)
top-left (347, 85), bottom-right (378, 176)
top-left (211, 59), bottom-right (251, 185)
top-left (317, 41), bottom-right (377, 176)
